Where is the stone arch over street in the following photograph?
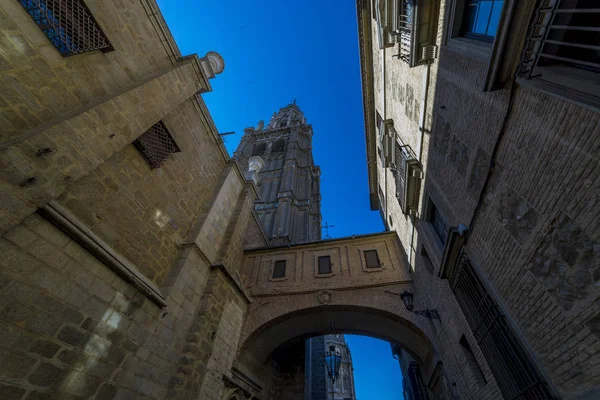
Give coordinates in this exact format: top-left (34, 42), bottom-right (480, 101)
top-left (237, 286), bottom-right (441, 382)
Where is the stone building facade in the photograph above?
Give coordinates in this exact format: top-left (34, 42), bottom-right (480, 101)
top-left (1, 0), bottom-right (599, 399)
top-left (0, 1), bottom-right (269, 399)
top-left (358, 0), bottom-right (600, 399)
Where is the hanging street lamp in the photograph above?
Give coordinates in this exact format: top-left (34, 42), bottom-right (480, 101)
top-left (400, 290), bottom-right (440, 320)
top-left (324, 344), bottom-right (342, 400)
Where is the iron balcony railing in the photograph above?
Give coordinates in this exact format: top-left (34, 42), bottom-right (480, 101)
top-left (450, 251), bottom-right (556, 400)
top-left (394, 0), bottom-right (414, 64)
top-left (392, 139), bottom-right (419, 214)
top-left (518, 0), bottom-right (600, 79)
top-left (19, 0), bottom-right (112, 56)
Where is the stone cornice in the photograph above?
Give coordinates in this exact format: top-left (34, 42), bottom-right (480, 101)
top-left (356, 0), bottom-right (379, 209)
top-left (141, 0), bottom-right (182, 65)
top-left (244, 230), bottom-right (398, 253)
top-left (192, 95), bottom-right (230, 163)
top-left (250, 279), bottom-right (413, 298)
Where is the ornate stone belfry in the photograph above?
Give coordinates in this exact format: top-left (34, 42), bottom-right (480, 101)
top-left (234, 102), bottom-right (322, 245)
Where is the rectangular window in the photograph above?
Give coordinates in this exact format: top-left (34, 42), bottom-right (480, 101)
top-left (429, 199), bottom-right (448, 245)
top-left (272, 260), bottom-right (286, 279)
top-left (19, 0), bottom-right (112, 56)
top-left (517, 0), bottom-right (600, 109)
top-left (450, 251), bottom-right (556, 399)
top-left (318, 256), bottom-right (332, 274)
top-left (459, 335), bottom-right (487, 385)
top-left (364, 250), bottom-right (381, 268)
top-left (460, 0), bottom-right (504, 41)
top-left (133, 121), bottom-right (181, 169)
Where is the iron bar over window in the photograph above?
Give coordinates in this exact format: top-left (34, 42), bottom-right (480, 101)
top-left (450, 250), bottom-right (556, 399)
top-left (519, 0), bottom-right (600, 80)
top-left (19, 0), bottom-right (112, 56)
top-left (133, 121), bottom-right (181, 169)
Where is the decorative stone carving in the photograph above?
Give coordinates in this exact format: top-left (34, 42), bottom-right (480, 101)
top-left (248, 156), bottom-right (264, 173)
top-left (256, 120), bottom-right (264, 131)
top-left (317, 291), bottom-right (332, 305)
top-left (205, 51), bottom-right (224, 74)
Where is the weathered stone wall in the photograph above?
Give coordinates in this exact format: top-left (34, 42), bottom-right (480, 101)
top-left (0, 0), bottom-right (175, 140)
top-left (56, 97), bottom-right (226, 283)
top-left (243, 213), bottom-right (269, 251)
top-left (0, 213), bottom-right (212, 399)
top-left (168, 269), bottom-right (248, 400)
top-left (364, 0), bottom-right (600, 398)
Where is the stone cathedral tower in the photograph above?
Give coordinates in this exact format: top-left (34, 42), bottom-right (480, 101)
top-left (233, 102), bottom-right (322, 245)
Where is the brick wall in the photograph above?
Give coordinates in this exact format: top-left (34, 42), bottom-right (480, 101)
top-left (0, 213), bottom-right (211, 399)
top-left (363, 0), bottom-right (600, 398)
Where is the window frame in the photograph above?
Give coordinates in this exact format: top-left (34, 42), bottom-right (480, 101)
top-left (427, 197), bottom-right (449, 246)
top-left (364, 249), bottom-right (382, 269)
top-left (271, 260), bottom-right (287, 280)
top-left (444, 0), bottom-right (524, 91)
top-left (459, 334), bottom-right (488, 385)
top-left (317, 255), bottom-right (332, 275)
top-left (459, 1), bottom-right (505, 42)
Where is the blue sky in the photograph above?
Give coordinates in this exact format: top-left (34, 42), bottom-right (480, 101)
top-left (346, 335), bottom-right (404, 399)
top-left (157, 0), bottom-right (383, 240)
top-left (157, 1), bottom-right (397, 398)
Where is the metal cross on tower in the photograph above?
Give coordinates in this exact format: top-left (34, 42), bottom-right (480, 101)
top-left (321, 222), bottom-right (334, 239)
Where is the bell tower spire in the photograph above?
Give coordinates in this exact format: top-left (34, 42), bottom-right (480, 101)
top-left (233, 102), bottom-right (321, 245)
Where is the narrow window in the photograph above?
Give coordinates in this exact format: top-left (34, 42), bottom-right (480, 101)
top-left (19, 0), bottom-right (112, 56)
top-left (364, 250), bottom-right (381, 268)
top-left (459, 335), bottom-right (487, 385)
top-left (428, 198), bottom-right (448, 245)
top-left (450, 251), bottom-right (555, 398)
top-left (272, 260), bottom-right (286, 279)
top-left (133, 121), bottom-right (180, 169)
top-left (272, 139), bottom-right (285, 153)
top-left (460, 0), bottom-right (504, 42)
top-left (252, 142), bottom-right (266, 156)
top-left (318, 256), bottom-right (332, 274)
top-left (421, 246), bottom-right (434, 275)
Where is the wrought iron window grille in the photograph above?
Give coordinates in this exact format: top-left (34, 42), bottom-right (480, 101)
top-left (133, 121), bottom-right (181, 169)
top-left (19, 0), bottom-right (112, 56)
top-left (518, 0), bottom-right (600, 80)
top-left (450, 250), bottom-right (556, 399)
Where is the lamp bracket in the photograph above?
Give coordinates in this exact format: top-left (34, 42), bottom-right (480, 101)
top-left (413, 309), bottom-right (440, 321)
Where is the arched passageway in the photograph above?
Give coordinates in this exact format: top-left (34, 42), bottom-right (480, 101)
top-left (233, 286), bottom-right (450, 399)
